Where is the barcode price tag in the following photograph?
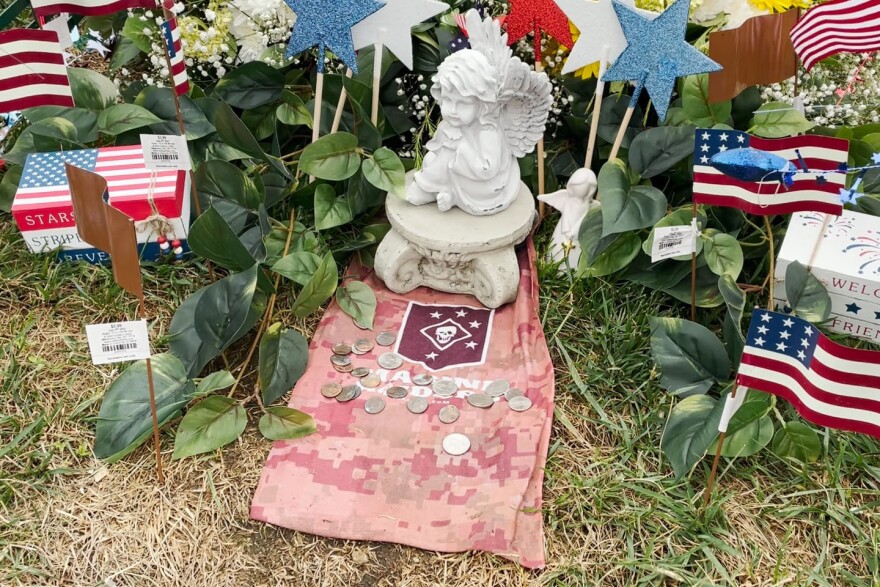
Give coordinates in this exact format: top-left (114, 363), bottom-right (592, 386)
top-left (44, 14), bottom-right (73, 50)
top-left (651, 224), bottom-right (697, 262)
top-left (85, 320), bottom-right (151, 365)
top-left (141, 134), bottom-right (191, 170)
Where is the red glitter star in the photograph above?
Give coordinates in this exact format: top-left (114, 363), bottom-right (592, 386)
top-left (504, 0), bottom-right (573, 62)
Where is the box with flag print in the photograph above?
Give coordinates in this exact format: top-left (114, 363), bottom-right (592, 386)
top-left (775, 209), bottom-right (880, 344)
top-left (10, 145), bottom-right (190, 264)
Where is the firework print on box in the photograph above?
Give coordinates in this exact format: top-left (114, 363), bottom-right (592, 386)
top-left (776, 209), bottom-right (880, 344)
top-left (251, 242), bottom-right (554, 568)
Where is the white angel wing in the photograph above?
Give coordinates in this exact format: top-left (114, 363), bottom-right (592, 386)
top-left (463, 10), bottom-right (512, 78)
top-left (499, 61), bottom-right (552, 158)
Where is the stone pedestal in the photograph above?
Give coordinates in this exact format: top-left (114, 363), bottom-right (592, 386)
top-left (375, 179), bottom-right (536, 308)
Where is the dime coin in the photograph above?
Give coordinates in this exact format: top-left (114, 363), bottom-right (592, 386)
top-left (351, 386), bottom-right (362, 400)
top-left (330, 354), bottom-right (351, 368)
top-left (467, 393), bottom-right (494, 409)
top-left (350, 345), bottom-right (367, 355)
top-left (508, 395), bottom-right (532, 412)
top-left (364, 397), bottom-right (386, 415)
top-left (336, 385), bottom-right (360, 402)
top-left (432, 379), bottom-right (458, 397)
top-left (332, 342), bottom-right (352, 355)
top-left (378, 352), bottom-right (404, 370)
top-left (505, 388), bottom-right (525, 401)
top-left (321, 383), bottom-right (342, 398)
top-left (486, 380), bottom-right (510, 398)
top-left (386, 386), bottom-right (408, 399)
top-left (361, 374), bottom-right (382, 388)
top-left (351, 367), bottom-right (371, 378)
top-left (442, 433), bottom-right (471, 456)
top-left (333, 362), bottom-right (353, 374)
top-left (439, 405), bottom-right (460, 424)
top-left (375, 331), bottom-right (397, 346)
top-left (406, 396), bottom-right (429, 414)
top-left (412, 373), bottom-right (434, 386)
top-left (354, 338), bottom-right (374, 354)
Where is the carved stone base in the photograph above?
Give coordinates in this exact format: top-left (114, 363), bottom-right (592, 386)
top-left (375, 178), bottom-right (536, 308)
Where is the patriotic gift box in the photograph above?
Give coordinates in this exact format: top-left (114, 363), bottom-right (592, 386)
top-left (10, 146), bottom-right (190, 264)
top-left (775, 209), bottom-right (880, 344)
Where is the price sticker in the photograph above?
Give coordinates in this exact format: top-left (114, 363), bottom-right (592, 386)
top-left (141, 134), bottom-right (191, 170)
top-left (85, 320), bottom-right (151, 365)
top-left (651, 223), bottom-right (697, 262)
top-left (44, 14), bottom-right (73, 50)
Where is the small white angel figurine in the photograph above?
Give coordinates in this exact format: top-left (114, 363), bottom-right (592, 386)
top-left (537, 167), bottom-right (598, 271)
top-left (406, 10), bottom-right (552, 216)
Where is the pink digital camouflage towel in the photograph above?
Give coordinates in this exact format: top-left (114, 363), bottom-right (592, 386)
top-left (251, 242), bottom-right (555, 568)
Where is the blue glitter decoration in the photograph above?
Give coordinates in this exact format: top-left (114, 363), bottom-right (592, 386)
top-left (601, 0), bottom-right (722, 122)
top-left (710, 147), bottom-right (796, 185)
top-left (284, 0), bottom-right (384, 74)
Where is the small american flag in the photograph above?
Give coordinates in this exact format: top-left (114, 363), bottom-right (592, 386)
top-left (14, 146), bottom-right (185, 219)
top-left (161, 0), bottom-right (189, 96)
top-left (693, 128), bottom-right (849, 216)
top-left (0, 29), bottom-right (73, 113)
top-left (790, 0), bottom-right (880, 71)
top-left (30, 0), bottom-right (157, 18)
top-left (738, 310), bottom-right (880, 439)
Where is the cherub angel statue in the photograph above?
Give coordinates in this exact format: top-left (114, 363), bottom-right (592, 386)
top-left (537, 167), bottom-right (598, 271)
top-left (406, 9), bottom-right (552, 216)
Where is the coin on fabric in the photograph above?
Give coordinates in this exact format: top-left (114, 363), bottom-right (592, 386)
top-left (354, 338), bottom-right (374, 353)
top-left (351, 367), bottom-right (371, 378)
top-left (505, 388), bottom-right (524, 401)
top-left (332, 342), bottom-right (352, 355)
top-left (508, 395), bottom-right (532, 412)
top-left (333, 363), bottom-right (353, 374)
top-left (364, 397), bottom-right (386, 414)
top-left (321, 383), bottom-right (342, 398)
top-left (432, 379), bottom-right (458, 397)
top-left (486, 380), bottom-right (510, 398)
top-left (378, 352), bottom-right (404, 370)
top-left (330, 354), bottom-right (351, 368)
top-left (406, 396), bottom-right (429, 414)
top-left (413, 373), bottom-right (434, 386)
top-left (442, 433), bottom-right (471, 456)
top-left (386, 386), bottom-right (408, 399)
top-left (361, 374), bottom-right (382, 388)
top-left (439, 405), bottom-right (460, 424)
top-left (376, 331), bottom-right (397, 346)
top-left (336, 385), bottom-right (360, 402)
top-left (467, 393), bottom-right (494, 409)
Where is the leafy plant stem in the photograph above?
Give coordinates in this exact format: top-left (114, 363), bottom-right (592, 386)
top-left (227, 208), bottom-right (298, 399)
top-left (764, 215), bottom-right (775, 310)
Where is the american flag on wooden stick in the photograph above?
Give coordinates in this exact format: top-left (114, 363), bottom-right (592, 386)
top-left (161, 0), bottom-right (189, 95)
top-left (790, 0), bottom-right (880, 71)
top-left (738, 310), bottom-right (880, 439)
top-left (692, 128), bottom-right (849, 216)
top-left (0, 29), bottom-right (73, 112)
top-left (30, 0), bottom-right (157, 18)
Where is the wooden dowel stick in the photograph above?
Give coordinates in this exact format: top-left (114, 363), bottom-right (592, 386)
top-left (138, 297), bottom-right (164, 484)
top-left (690, 203), bottom-right (697, 322)
top-left (371, 37), bottom-right (384, 126)
top-left (703, 431), bottom-right (725, 506)
top-left (608, 105), bottom-right (634, 161)
top-left (310, 71), bottom-right (325, 183)
top-left (585, 46), bottom-right (610, 168)
top-left (331, 69), bottom-right (354, 134)
top-left (535, 59), bottom-right (547, 217)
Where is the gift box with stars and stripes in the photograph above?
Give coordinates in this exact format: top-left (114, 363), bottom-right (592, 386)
top-left (775, 209), bottom-right (880, 344)
top-left (10, 146), bottom-right (190, 264)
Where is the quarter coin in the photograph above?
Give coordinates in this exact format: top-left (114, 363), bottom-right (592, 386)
top-left (376, 331), bottom-right (397, 346)
top-left (321, 383), bottom-right (342, 398)
top-left (361, 374), bottom-right (382, 388)
top-left (364, 397), bottom-right (386, 414)
top-left (406, 396), bottom-right (429, 414)
top-left (442, 433), bottom-right (471, 456)
top-left (432, 379), bottom-right (458, 397)
top-left (467, 393), bottom-right (494, 409)
top-left (330, 354), bottom-right (351, 368)
top-left (336, 385), bottom-right (360, 402)
top-left (351, 367), bottom-right (371, 378)
top-left (354, 338), bottom-right (374, 353)
top-left (378, 352), bottom-right (404, 370)
top-left (505, 388), bottom-right (524, 401)
top-left (413, 373), bottom-right (434, 386)
top-left (333, 363), bottom-right (353, 374)
top-left (486, 380), bottom-right (510, 398)
top-left (439, 405), bottom-right (459, 424)
top-left (386, 386), bottom-right (408, 399)
top-left (508, 395), bottom-right (532, 412)
top-left (332, 342), bottom-right (352, 355)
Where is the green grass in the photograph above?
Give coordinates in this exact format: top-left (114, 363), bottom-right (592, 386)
top-left (2, 214), bottom-right (880, 585)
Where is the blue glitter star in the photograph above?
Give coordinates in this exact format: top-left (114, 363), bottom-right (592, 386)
top-left (601, 0), bottom-right (721, 122)
top-left (839, 188), bottom-right (864, 205)
top-left (873, 152), bottom-right (880, 165)
top-left (284, 0), bottom-right (384, 73)
top-left (846, 302), bottom-right (861, 314)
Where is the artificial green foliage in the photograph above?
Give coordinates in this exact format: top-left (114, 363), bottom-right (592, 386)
top-left (258, 324), bottom-right (309, 405)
